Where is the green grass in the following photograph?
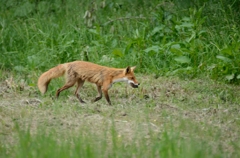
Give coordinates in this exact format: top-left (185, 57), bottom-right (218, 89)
top-left (0, 0), bottom-right (240, 157)
top-left (0, 73), bottom-right (240, 158)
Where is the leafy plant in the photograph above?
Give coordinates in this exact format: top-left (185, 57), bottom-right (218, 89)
top-left (0, 0), bottom-right (239, 83)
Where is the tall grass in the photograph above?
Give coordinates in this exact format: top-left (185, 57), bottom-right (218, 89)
top-left (0, 123), bottom-right (225, 158)
top-left (0, 0), bottom-right (239, 83)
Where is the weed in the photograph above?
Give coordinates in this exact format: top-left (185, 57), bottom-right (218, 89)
top-left (0, 0), bottom-right (240, 83)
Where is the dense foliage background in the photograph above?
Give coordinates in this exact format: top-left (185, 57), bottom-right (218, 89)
top-left (0, 0), bottom-right (240, 82)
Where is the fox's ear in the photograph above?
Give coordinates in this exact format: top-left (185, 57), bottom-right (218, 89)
top-left (131, 66), bottom-right (136, 71)
top-left (125, 66), bottom-right (131, 74)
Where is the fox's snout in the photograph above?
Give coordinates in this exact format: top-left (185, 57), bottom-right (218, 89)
top-left (130, 82), bottom-right (140, 88)
top-left (127, 77), bottom-right (140, 88)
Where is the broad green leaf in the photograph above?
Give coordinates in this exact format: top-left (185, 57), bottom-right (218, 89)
top-left (111, 39), bottom-right (118, 48)
top-left (88, 29), bottom-right (99, 35)
top-left (92, 41), bottom-right (100, 46)
top-left (182, 17), bottom-right (190, 21)
top-left (170, 48), bottom-right (181, 54)
top-left (237, 75), bottom-right (240, 79)
top-left (14, 2), bottom-right (34, 17)
top-left (170, 44), bottom-right (182, 54)
top-left (171, 44), bottom-right (181, 49)
top-left (198, 30), bottom-right (207, 35)
top-left (66, 40), bottom-right (74, 45)
top-left (186, 66), bottom-right (193, 70)
top-left (14, 66), bottom-right (26, 72)
top-left (181, 23), bottom-right (194, 28)
top-left (151, 26), bottom-right (164, 35)
top-left (216, 55), bottom-right (232, 63)
top-left (112, 49), bottom-right (123, 57)
top-left (125, 42), bottom-right (133, 54)
top-left (199, 17), bottom-right (206, 25)
top-left (221, 48), bottom-right (232, 55)
top-left (144, 46), bottom-right (160, 53)
top-left (174, 56), bottom-right (191, 64)
top-left (175, 23), bottom-right (193, 30)
top-left (225, 74), bottom-right (234, 81)
top-left (134, 29), bottom-right (140, 38)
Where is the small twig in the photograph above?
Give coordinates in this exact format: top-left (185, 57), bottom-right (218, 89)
top-left (102, 17), bottom-right (147, 26)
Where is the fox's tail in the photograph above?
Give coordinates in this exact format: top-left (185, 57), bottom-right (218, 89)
top-left (38, 64), bottom-right (66, 94)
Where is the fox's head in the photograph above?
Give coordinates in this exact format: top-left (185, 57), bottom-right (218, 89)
top-left (112, 66), bottom-right (140, 88)
top-left (124, 66), bottom-right (140, 88)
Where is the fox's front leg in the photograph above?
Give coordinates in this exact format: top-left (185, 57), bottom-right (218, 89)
top-left (102, 83), bottom-right (112, 105)
top-left (103, 89), bottom-right (111, 105)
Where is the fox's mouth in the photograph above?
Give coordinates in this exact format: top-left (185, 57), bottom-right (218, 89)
top-left (130, 83), bottom-right (139, 88)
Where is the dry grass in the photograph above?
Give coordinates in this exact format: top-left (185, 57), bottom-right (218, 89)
top-left (0, 73), bottom-right (240, 157)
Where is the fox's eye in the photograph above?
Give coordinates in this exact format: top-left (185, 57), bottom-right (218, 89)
top-left (131, 77), bottom-right (134, 80)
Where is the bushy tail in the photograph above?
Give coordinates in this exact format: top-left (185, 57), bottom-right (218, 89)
top-left (38, 64), bottom-right (66, 94)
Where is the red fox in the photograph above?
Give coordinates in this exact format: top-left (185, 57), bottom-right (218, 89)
top-left (38, 61), bottom-right (140, 105)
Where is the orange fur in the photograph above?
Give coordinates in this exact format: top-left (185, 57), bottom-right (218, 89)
top-left (37, 61), bottom-right (139, 105)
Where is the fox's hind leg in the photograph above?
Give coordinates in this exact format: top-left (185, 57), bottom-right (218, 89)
top-left (56, 79), bottom-right (76, 98)
top-left (75, 79), bottom-right (85, 103)
top-left (92, 84), bottom-right (102, 102)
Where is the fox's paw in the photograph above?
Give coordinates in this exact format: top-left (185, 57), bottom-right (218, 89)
top-left (92, 96), bottom-right (102, 103)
